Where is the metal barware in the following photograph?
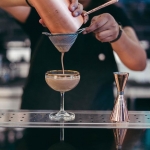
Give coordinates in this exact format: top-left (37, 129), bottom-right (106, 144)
top-left (30, 0), bottom-right (83, 33)
top-left (110, 72), bottom-right (130, 122)
top-left (42, 28), bottom-right (85, 52)
top-left (83, 0), bottom-right (119, 16)
top-left (30, 0), bottom-right (118, 34)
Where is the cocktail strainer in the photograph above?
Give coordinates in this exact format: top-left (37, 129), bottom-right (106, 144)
top-left (42, 28), bottom-right (85, 52)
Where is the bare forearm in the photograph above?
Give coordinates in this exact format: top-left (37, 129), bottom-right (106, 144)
top-left (111, 28), bottom-right (147, 71)
top-left (0, 0), bottom-right (28, 7)
top-left (83, 14), bottom-right (147, 71)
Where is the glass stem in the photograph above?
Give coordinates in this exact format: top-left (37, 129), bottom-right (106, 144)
top-left (60, 128), bottom-right (64, 141)
top-left (60, 92), bottom-right (65, 112)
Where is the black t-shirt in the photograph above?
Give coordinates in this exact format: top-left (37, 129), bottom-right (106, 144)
top-left (19, 4), bottom-right (132, 110)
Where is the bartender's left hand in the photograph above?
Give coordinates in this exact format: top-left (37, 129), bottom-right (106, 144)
top-left (69, 0), bottom-right (83, 17)
top-left (39, 0), bottom-right (88, 27)
top-left (83, 13), bottom-right (120, 42)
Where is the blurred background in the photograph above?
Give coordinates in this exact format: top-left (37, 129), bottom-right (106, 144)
top-left (0, 0), bottom-right (150, 149)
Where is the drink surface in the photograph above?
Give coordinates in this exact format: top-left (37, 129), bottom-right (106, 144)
top-left (45, 75), bottom-right (80, 92)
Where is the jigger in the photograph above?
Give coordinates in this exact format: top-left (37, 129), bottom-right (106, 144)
top-left (110, 72), bottom-right (130, 122)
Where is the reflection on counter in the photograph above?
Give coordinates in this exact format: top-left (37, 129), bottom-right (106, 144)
top-left (0, 128), bottom-right (149, 150)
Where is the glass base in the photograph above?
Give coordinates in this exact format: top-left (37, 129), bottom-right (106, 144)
top-left (49, 110), bottom-right (75, 121)
top-left (116, 145), bottom-right (122, 149)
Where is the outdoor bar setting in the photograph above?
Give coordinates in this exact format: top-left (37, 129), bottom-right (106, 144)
top-left (0, 0), bottom-right (150, 150)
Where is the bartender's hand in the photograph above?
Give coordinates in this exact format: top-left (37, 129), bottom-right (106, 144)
top-left (69, 0), bottom-right (83, 17)
top-left (83, 13), bottom-right (120, 42)
top-left (68, 0), bottom-right (88, 23)
top-left (39, 0), bottom-right (88, 27)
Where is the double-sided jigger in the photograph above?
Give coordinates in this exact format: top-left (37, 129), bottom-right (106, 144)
top-left (110, 72), bottom-right (130, 122)
top-left (110, 72), bottom-right (129, 150)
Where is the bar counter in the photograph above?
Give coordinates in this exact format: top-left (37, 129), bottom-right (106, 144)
top-left (0, 110), bottom-right (150, 150)
top-left (0, 110), bottom-right (150, 128)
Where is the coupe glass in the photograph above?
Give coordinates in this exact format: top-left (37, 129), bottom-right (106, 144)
top-left (45, 70), bottom-right (80, 121)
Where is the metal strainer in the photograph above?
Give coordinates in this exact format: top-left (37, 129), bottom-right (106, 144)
top-left (42, 28), bottom-right (85, 52)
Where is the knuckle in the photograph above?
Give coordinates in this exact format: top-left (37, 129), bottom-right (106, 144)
top-left (91, 17), bottom-right (96, 22)
top-left (95, 35), bottom-right (100, 40)
top-left (93, 21), bottom-right (100, 29)
top-left (92, 16), bottom-right (98, 21)
top-left (79, 3), bottom-right (83, 8)
top-left (96, 33), bottom-right (102, 39)
top-left (102, 13), bottom-right (110, 18)
top-left (94, 22), bottom-right (100, 29)
top-left (111, 22), bottom-right (118, 30)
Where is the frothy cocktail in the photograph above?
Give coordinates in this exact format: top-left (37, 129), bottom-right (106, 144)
top-left (45, 70), bottom-right (80, 121)
top-left (45, 70), bottom-right (80, 92)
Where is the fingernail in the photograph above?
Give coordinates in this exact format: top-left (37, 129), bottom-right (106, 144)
top-left (84, 19), bottom-right (88, 24)
top-left (71, 6), bottom-right (75, 11)
top-left (74, 12), bottom-right (79, 16)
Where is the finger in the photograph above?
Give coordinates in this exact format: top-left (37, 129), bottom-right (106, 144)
top-left (83, 14), bottom-right (89, 24)
top-left (93, 25), bottom-right (110, 34)
top-left (39, 19), bottom-right (46, 27)
top-left (69, 0), bottom-right (78, 11)
top-left (72, 3), bottom-right (83, 17)
top-left (83, 16), bottom-right (108, 34)
top-left (95, 30), bottom-right (114, 42)
top-left (82, 11), bottom-right (89, 24)
top-left (100, 36), bottom-right (114, 43)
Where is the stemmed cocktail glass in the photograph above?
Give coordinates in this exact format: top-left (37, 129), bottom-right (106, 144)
top-left (43, 30), bottom-right (81, 121)
top-left (45, 70), bottom-right (80, 121)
